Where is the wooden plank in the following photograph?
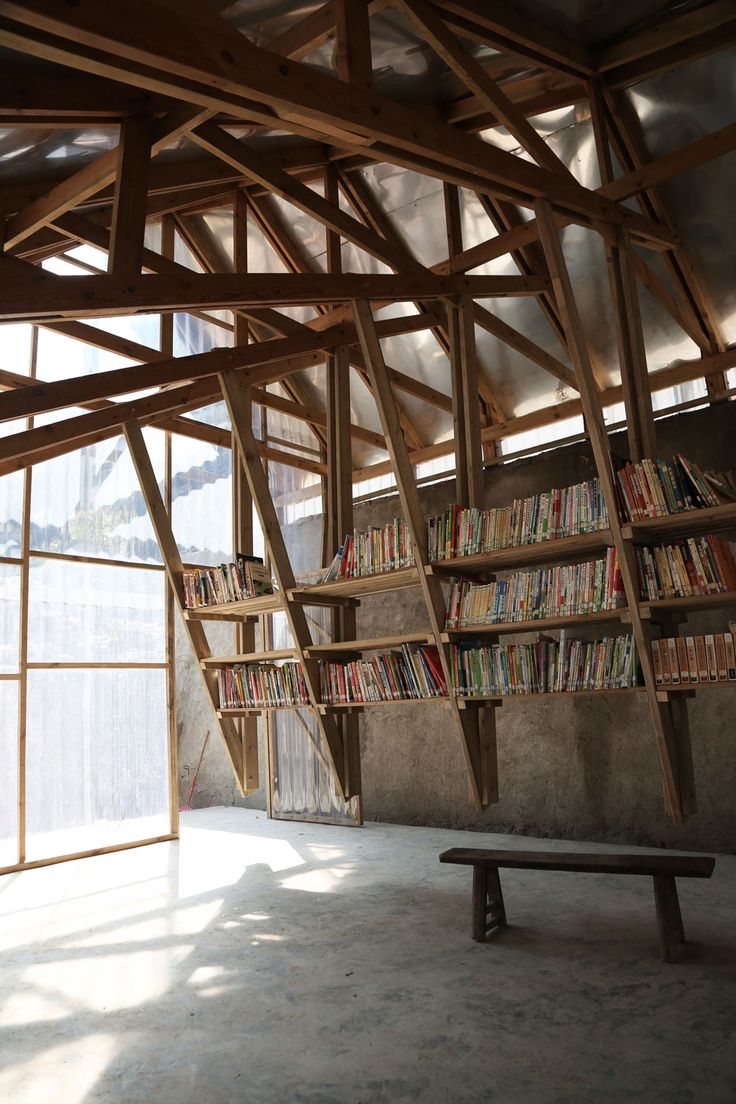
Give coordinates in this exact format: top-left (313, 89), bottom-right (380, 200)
top-left (108, 114), bottom-right (153, 279)
top-left (305, 632), bottom-right (434, 656)
top-left (458, 296), bottom-right (485, 506)
top-left (123, 418), bottom-right (254, 795)
top-left (534, 197), bottom-right (691, 824)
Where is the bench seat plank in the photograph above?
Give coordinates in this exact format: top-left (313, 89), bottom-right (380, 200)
top-left (439, 848), bottom-right (715, 879)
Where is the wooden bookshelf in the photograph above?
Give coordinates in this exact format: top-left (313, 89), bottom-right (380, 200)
top-left (622, 501), bottom-right (736, 544)
top-left (427, 529), bottom-right (614, 578)
top-left (305, 632), bottom-right (434, 657)
top-left (640, 590), bottom-right (736, 616)
top-left (443, 608), bottom-right (626, 639)
top-left (290, 564), bottom-right (420, 600)
top-left (319, 696), bottom-right (449, 711)
top-left (217, 704), bottom-right (314, 717)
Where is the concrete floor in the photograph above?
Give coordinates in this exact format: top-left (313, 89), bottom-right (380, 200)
top-left (1, 809), bottom-right (734, 1104)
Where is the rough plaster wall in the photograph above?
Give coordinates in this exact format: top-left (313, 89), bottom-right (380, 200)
top-left (176, 404), bottom-right (736, 850)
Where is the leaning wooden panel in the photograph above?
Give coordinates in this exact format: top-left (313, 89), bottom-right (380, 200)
top-left (123, 419), bottom-right (256, 796)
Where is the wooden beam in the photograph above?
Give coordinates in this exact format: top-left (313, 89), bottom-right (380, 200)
top-left (335, 0), bottom-right (372, 89)
top-left (0, 271), bottom-right (541, 322)
top-left (108, 114), bottom-right (153, 279)
top-left (3, 104), bottom-right (211, 249)
top-left (0, 1), bottom-right (672, 245)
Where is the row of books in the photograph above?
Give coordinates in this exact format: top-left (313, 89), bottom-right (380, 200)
top-left (635, 535), bottom-right (736, 600)
top-left (183, 554), bottom-right (273, 609)
top-left (444, 548), bottom-right (624, 629)
top-left (217, 663), bottom-right (309, 709)
top-left (427, 479), bottom-right (609, 562)
top-left (450, 634), bottom-right (639, 696)
top-left (652, 633), bottom-right (736, 686)
top-left (616, 455), bottom-right (723, 521)
top-left (322, 520), bottom-right (414, 581)
top-left (318, 645), bottom-right (447, 704)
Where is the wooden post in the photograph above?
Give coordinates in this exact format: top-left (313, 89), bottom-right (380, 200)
top-left (160, 212), bottom-right (179, 836)
top-left (588, 83), bottom-right (656, 460)
top-left (653, 874), bottom-right (685, 962)
top-left (232, 188), bottom-right (260, 795)
top-left (109, 115), bottom-right (153, 281)
top-left (352, 299), bottom-right (497, 809)
top-left (535, 198), bottom-right (692, 823)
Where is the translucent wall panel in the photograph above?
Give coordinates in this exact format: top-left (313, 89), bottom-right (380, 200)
top-left (0, 563), bottom-right (21, 673)
top-left (36, 326), bottom-right (137, 382)
top-left (0, 681), bottom-right (18, 868)
top-left (28, 559), bottom-right (165, 663)
top-left (25, 668), bottom-right (169, 860)
top-left (0, 418), bottom-right (26, 559)
top-left (30, 428), bottom-right (165, 563)
top-left (171, 436), bottom-right (232, 565)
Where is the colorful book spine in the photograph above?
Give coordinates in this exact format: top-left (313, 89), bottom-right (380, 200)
top-left (635, 535), bottom-right (736, 600)
top-left (319, 645), bottom-right (447, 704)
top-left (444, 548), bottom-right (624, 629)
top-left (322, 519), bottom-right (414, 581)
top-left (217, 662), bottom-right (309, 709)
top-left (654, 632), bottom-right (736, 685)
top-left (451, 635), bottom-right (638, 696)
top-left (183, 554), bottom-right (273, 609)
top-left (427, 478), bottom-right (609, 562)
top-left (617, 455), bottom-right (721, 522)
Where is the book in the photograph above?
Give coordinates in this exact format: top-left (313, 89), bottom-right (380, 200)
top-left (616, 455), bottom-right (722, 522)
top-left (319, 645), bottom-right (447, 704)
top-left (427, 477), bottom-right (609, 562)
top-left (183, 553), bottom-right (273, 608)
top-left (450, 634), bottom-right (639, 696)
top-left (444, 548), bottom-right (624, 629)
top-left (651, 639), bottom-right (663, 685)
top-left (675, 637), bottom-right (690, 684)
top-left (217, 662), bottom-right (308, 709)
top-left (635, 535), bottom-right (736, 600)
top-left (321, 519), bottom-right (414, 581)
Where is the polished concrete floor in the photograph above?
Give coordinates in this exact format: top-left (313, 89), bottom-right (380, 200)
top-left (1, 808), bottom-right (734, 1104)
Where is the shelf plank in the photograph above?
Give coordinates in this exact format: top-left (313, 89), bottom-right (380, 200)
top-left (622, 502), bottom-right (736, 544)
top-left (201, 649), bottom-right (298, 667)
top-left (290, 565), bottom-right (420, 600)
top-left (305, 632), bottom-right (434, 656)
top-left (657, 680), bottom-right (736, 696)
top-left (640, 590), bottom-right (736, 615)
top-left (183, 591), bottom-right (284, 620)
top-left (443, 608), bottom-right (626, 639)
top-left (319, 696), bottom-right (449, 710)
top-left (456, 687), bottom-right (645, 703)
top-left (427, 529), bottom-right (614, 577)
top-left (217, 704), bottom-right (314, 717)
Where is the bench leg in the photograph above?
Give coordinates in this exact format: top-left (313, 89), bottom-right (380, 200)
top-left (472, 866), bottom-right (507, 943)
top-left (653, 874), bottom-right (685, 963)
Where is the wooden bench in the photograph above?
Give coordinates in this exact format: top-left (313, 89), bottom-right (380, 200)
top-left (439, 847), bottom-right (716, 962)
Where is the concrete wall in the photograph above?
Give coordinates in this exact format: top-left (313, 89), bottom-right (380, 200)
top-left (176, 403), bottom-right (736, 851)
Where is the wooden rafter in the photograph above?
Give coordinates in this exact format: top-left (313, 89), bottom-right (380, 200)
top-left (0, 0), bottom-right (673, 246)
